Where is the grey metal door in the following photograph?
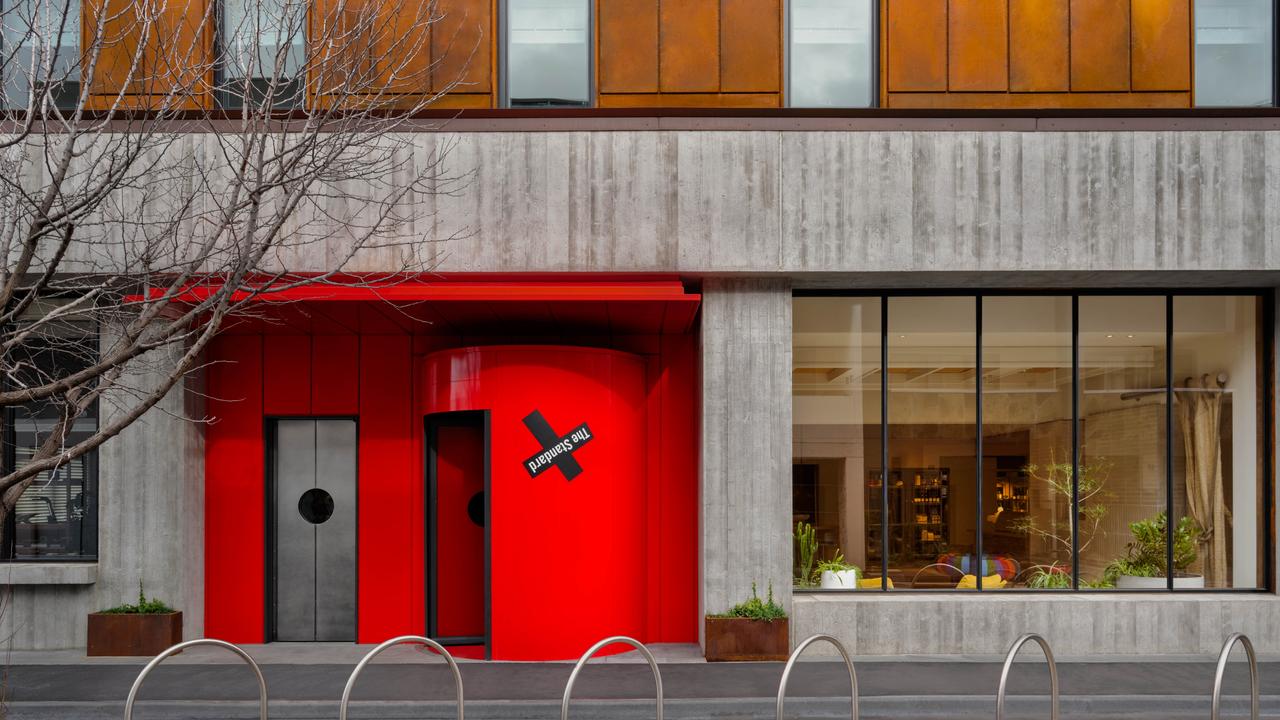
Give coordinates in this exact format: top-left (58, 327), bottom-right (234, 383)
top-left (272, 419), bottom-right (357, 642)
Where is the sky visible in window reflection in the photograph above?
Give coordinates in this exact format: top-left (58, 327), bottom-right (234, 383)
top-left (789, 0), bottom-right (872, 108)
top-left (507, 0), bottom-right (588, 105)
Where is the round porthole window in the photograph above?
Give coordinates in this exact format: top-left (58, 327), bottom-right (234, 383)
top-left (467, 491), bottom-right (485, 528)
top-left (298, 488), bottom-right (335, 524)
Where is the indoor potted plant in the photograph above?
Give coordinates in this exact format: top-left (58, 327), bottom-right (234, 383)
top-left (1106, 513), bottom-right (1204, 589)
top-left (87, 582), bottom-right (182, 656)
top-left (704, 582), bottom-right (788, 661)
top-left (816, 553), bottom-right (861, 589)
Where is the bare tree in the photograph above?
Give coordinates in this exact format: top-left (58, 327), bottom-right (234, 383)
top-left (0, 0), bottom-right (474, 547)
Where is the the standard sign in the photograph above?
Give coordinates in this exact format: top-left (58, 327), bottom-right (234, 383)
top-left (522, 410), bottom-right (594, 480)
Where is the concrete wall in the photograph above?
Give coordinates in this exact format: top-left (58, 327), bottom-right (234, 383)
top-left (421, 131), bottom-right (1280, 275)
top-left (53, 130), bottom-right (1280, 282)
top-left (700, 278), bottom-right (793, 618)
top-left (792, 592), bottom-right (1280, 656)
top-left (0, 344), bottom-right (204, 650)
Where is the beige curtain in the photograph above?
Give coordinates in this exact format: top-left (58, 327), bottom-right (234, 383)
top-left (1175, 374), bottom-right (1229, 587)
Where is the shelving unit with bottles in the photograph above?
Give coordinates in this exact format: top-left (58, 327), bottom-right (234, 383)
top-left (866, 467), bottom-right (950, 563)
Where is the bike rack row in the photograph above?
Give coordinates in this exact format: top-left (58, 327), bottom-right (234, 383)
top-left (122, 630), bottom-right (1261, 720)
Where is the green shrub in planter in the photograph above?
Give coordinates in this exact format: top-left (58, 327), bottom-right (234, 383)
top-left (88, 582), bottom-right (181, 657)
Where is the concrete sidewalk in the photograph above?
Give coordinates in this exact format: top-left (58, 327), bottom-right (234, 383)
top-left (0, 655), bottom-right (1276, 719)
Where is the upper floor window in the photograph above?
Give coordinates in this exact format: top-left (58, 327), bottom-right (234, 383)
top-left (1195, 0), bottom-right (1274, 106)
top-left (503, 0), bottom-right (589, 107)
top-left (1, 0), bottom-right (81, 109)
top-left (219, 0), bottom-right (305, 107)
top-left (787, 0), bottom-right (874, 107)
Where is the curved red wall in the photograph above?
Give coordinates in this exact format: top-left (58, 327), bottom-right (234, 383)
top-left (422, 346), bottom-right (647, 660)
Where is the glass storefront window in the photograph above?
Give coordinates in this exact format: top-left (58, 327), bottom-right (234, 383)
top-left (886, 297), bottom-right (977, 589)
top-left (792, 292), bottom-right (1271, 592)
top-left (1172, 296), bottom-right (1265, 589)
top-left (1078, 296), bottom-right (1168, 589)
top-left (792, 297), bottom-right (881, 589)
top-left (982, 297), bottom-right (1073, 589)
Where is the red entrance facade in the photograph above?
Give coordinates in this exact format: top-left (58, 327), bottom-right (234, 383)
top-left (202, 278), bottom-right (700, 659)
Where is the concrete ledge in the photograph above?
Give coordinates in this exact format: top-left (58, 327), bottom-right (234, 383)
top-left (0, 563), bottom-right (97, 585)
top-left (793, 592), bottom-right (1280, 656)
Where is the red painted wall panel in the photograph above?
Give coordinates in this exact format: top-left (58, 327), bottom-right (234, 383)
top-left (423, 346), bottom-right (648, 660)
top-left (357, 334), bottom-right (421, 643)
top-left (312, 335), bottom-right (360, 415)
top-left (204, 334), bottom-right (265, 641)
top-left (263, 335), bottom-right (311, 415)
top-left (656, 334), bottom-right (699, 641)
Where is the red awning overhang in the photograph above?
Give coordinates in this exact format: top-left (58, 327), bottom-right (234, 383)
top-left (135, 275), bottom-right (701, 335)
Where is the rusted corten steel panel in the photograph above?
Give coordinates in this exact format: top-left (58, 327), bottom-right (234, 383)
top-left (1009, 0), bottom-right (1069, 92)
top-left (83, 0), bottom-right (213, 110)
top-left (600, 0), bottom-right (782, 107)
top-left (599, 0), bottom-right (660, 92)
top-left (887, 0), bottom-right (949, 92)
top-left (883, 0), bottom-right (1192, 108)
top-left (949, 0), bottom-right (1009, 92)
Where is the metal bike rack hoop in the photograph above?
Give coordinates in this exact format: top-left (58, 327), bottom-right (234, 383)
top-left (561, 636), bottom-right (663, 720)
top-left (124, 638), bottom-right (267, 720)
top-left (776, 634), bottom-right (859, 720)
top-left (1211, 633), bottom-right (1259, 720)
top-left (996, 633), bottom-right (1059, 720)
top-left (339, 635), bottom-right (465, 720)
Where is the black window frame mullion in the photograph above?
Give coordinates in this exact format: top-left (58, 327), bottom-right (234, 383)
top-left (881, 295), bottom-right (890, 590)
top-left (975, 296), bottom-right (984, 591)
top-left (1071, 295), bottom-right (1080, 590)
top-left (1166, 294), bottom-right (1175, 590)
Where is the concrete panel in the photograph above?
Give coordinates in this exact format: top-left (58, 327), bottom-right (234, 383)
top-left (793, 593), bottom-right (1280, 656)
top-left (700, 279), bottom-right (792, 620)
top-left (45, 129), bottom-right (1280, 278)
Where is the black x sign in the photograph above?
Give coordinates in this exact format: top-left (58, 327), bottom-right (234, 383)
top-left (522, 410), bottom-right (594, 480)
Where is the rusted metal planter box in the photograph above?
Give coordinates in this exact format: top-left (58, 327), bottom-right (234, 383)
top-left (704, 617), bottom-right (788, 662)
top-left (87, 612), bottom-right (182, 657)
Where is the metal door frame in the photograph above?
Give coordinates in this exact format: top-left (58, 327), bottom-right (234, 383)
top-left (424, 410), bottom-right (492, 658)
top-left (264, 416), bottom-right (360, 643)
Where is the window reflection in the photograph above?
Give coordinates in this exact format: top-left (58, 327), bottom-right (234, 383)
top-left (792, 293), bottom-right (1269, 592)
top-left (982, 297), bottom-right (1073, 589)
top-left (1173, 296), bottom-right (1264, 588)
top-left (506, 0), bottom-right (589, 107)
top-left (220, 0), bottom-right (305, 107)
top-left (792, 298), bottom-right (881, 589)
top-left (1195, 0), bottom-right (1274, 107)
top-left (1, 0), bottom-right (81, 109)
top-left (788, 0), bottom-right (873, 107)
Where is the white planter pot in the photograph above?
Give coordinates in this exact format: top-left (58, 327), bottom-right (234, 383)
top-left (819, 569), bottom-right (860, 589)
top-left (1115, 573), bottom-right (1205, 589)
